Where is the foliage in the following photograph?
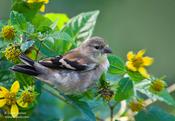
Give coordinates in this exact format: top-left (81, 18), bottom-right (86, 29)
top-left (0, 0), bottom-right (175, 121)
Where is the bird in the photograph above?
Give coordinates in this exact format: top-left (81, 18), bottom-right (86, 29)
top-left (11, 36), bottom-right (112, 95)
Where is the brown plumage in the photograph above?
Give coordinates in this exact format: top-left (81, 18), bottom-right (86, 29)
top-left (11, 36), bottom-right (112, 94)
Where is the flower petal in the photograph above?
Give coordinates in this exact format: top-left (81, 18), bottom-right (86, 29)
top-left (126, 61), bottom-right (137, 71)
top-left (127, 51), bottom-right (135, 61)
top-left (27, 0), bottom-right (35, 3)
top-left (44, 0), bottom-right (49, 4)
top-left (0, 99), bottom-right (7, 108)
top-left (40, 5), bottom-right (45, 12)
top-left (11, 104), bottom-right (19, 118)
top-left (0, 93), bottom-right (3, 98)
top-left (17, 98), bottom-right (28, 108)
top-left (10, 81), bottom-right (20, 94)
top-left (138, 67), bottom-right (150, 78)
top-left (136, 49), bottom-right (145, 58)
top-left (143, 56), bottom-right (154, 66)
top-left (0, 86), bottom-right (9, 97)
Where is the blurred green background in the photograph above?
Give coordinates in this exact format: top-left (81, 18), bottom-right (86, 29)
top-left (1, 0), bottom-right (175, 117)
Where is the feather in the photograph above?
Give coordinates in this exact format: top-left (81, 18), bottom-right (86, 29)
top-left (10, 64), bottom-right (39, 76)
top-left (39, 50), bottom-right (97, 71)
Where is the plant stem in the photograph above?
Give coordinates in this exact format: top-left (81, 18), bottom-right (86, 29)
top-left (110, 106), bottom-right (114, 121)
top-left (35, 41), bottom-right (43, 61)
top-left (108, 102), bottom-right (118, 121)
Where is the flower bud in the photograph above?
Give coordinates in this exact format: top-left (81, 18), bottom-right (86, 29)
top-left (1, 25), bottom-right (15, 40)
top-left (17, 86), bottom-right (38, 108)
top-left (4, 44), bottom-right (21, 62)
top-left (129, 99), bottom-right (144, 112)
top-left (99, 88), bottom-right (114, 101)
top-left (149, 79), bottom-right (166, 93)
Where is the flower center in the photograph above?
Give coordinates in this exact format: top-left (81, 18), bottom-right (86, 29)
top-left (151, 80), bottom-right (165, 92)
top-left (4, 92), bottom-right (16, 105)
top-left (2, 25), bottom-right (15, 40)
top-left (129, 100), bottom-right (144, 112)
top-left (22, 93), bottom-right (34, 104)
top-left (133, 57), bottom-right (143, 68)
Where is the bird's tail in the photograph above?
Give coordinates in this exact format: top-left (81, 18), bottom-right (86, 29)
top-left (10, 54), bottom-right (40, 76)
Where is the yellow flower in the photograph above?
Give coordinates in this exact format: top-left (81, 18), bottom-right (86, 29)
top-left (27, 0), bottom-right (49, 12)
top-left (4, 45), bottom-right (21, 62)
top-left (0, 81), bottom-right (20, 118)
top-left (126, 49), bottom-right (153, 78)
top-left (1, 25), bottom-right (15, 40)
top-left (129, 99), bottom-right (145, 112)
top-left (17, 86), bottom-right (37, 108)
top-left (149, 79), bottom-right (166, 93)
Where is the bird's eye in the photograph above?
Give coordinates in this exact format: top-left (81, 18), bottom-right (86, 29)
top-left (94, 46), bottom-right (100, 49)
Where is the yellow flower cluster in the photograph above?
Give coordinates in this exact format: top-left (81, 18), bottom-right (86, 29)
top-left (99, 88), bottom-right (114, 101)
top-left (126, 49), bottom-right (154, 78)
top-left (149, 79), bottom-right (166, 93)
top-left (1, 25), bottom-right (15, 40)
top-left (129, 99), bottom-right (145, 112)
top-left (4, 45), bottom-right (21, 62)
top-left (0, 81), bottom-right (36, 118)
top-left (17, 86), bottom-right (37, 108)
top-left (27, 0), bottom-right (49, 12)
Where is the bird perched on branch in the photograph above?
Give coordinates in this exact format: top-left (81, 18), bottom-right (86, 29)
top-left (11, 36), bottom-right (112, 94)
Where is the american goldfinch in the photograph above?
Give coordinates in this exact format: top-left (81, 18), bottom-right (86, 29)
top-left (11, 36), bottom-right (112, 94)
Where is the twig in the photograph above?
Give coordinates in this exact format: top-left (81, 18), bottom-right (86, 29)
top-left (167, 83), bottom-right (175, 92)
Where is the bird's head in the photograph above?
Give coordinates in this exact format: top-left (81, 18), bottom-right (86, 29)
top-left (80, 36), bottom-right (112, 60)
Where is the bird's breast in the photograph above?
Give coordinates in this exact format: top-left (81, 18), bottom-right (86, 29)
top-left (37, 59), bottom-right (109, 94)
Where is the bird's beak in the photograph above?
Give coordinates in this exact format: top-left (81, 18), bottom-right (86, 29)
top-left (103, 47), bottom-right (112, 54)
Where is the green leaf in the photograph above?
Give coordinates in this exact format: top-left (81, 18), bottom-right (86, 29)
top-left (138, 88), bottom-right (175, 106)
top-left (15, 73), bottom-right (34, 86)
top-left (35, 32), bottom-right (72, 57)
top-left (69, 98), bottom-right (96, 121)
top-left (26, 22), bottom-right (35, 33)
top-left (0, 40), bottom-right (8, 49)
top-left (158, 90), bottom-right (175, 106)
top-left (128, 70), bottom-right (145, 82)
top-left (115, 78), bottom-right (134, 101)
top-left (61, 10), bottom-right (99, 43)
top-left (45, 13), bottom-right (69, 30)
top-left (32, 14), bottom-right (52, 32)
top-left (99, 73), bottom-right (107, 86)
top-left (135, 106), bottom-right (175, 121)
top-left (30, 90), bottom-right (61, 121)
top-left (108, 55), bottom-right (126, 75)
top-left (21, 40), bottom-right (35, 52)
top-left (10, 11), bottom-right (27, 30)
top-left (0, 60), bottom-right (13, 82)
top-left (43, 85), bottom-right (96, 121)
top-left (12, 1), bottom-right (42, 21)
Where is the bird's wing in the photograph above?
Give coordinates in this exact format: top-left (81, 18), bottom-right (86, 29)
top-left (39, 50), bottom-right (97, 71)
